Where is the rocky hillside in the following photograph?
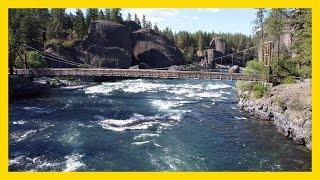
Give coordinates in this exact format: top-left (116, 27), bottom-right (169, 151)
top-left (237, 79), bottom-right (312, 150)
top-left (45, 20), bottom-right (185, 69)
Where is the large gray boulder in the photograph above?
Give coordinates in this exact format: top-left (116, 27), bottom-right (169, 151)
top-left (89, 46), bottom-right (132, 68)
top-left (124, 20), bottom-right (141, 33)
top-left (132, 28), bottom-right (184, 68)
top-left (209, 37), bottom-right (227, 54)
top-left (85, 20), bottom-right (131, 51)
top-left (229, 65), bottom-right (240, 73)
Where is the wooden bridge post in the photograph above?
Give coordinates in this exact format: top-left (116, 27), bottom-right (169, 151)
top-left (9, 45), bottom-right (14, 75)
top-left (263, 41), bottom-right (272, 83)
top-left (24, 52), bottom-right (28, 69)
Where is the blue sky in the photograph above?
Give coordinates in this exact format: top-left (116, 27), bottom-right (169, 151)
top-left (66, 8), bottom-right (257, 35)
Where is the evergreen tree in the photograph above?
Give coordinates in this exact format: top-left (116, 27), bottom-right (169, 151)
top-left (153, 23), bottom-right (159, 32)
top-left (134, 13), bottom-right (141, 26)
top-left (266, 9), bottom-right (287, 61)
top-left (98, 10), bottom-right (105, 20)
top-left (290, 8), bottom-right (312, 77)
top-left (104, 8), bottom-right (111, 20)
top-left (110, 8), bottom-right (123, 23)
top-left (126, 13), bottom-right (132, 21)
top-left (86, 8), bottom-right (99, 25)
top-left (47, 9), bottom-right (66, 40)
top-left (254, 8), bottom-right (266, 40)
top-left (73, 9), bottom-right (87, 39)
top-left (142, 15), bottom-right (147, 28)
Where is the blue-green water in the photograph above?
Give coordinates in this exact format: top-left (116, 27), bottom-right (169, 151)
top-left (9, 79), bottom-right (311, 171)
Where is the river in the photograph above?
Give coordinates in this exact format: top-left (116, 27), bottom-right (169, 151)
top-left (9, 78), bottom-right (311, 171)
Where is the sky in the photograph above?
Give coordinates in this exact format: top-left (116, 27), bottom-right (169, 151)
top-left (66, 8), bottom-right (257, 35)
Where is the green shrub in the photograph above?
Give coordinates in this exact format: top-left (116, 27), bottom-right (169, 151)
top-left (46, 39), bottom-right (63, 47)
top-left (244, 60), bottom-right (264, 75)
top-left (62, 39), bottom-right (78, 49)
top-left (296, 66), bottom-right (311, 78)
top-left (16, 51), bottom-right (47, 68)
top-left (235, 81), bottom-right (253, 92)
top-left (252, 83), bottom-right (269, 99)
top-left (282, 76), bottom-right (296, 84)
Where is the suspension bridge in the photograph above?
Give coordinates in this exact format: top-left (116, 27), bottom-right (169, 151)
top-left (9, 41), bottom-right (273, 82)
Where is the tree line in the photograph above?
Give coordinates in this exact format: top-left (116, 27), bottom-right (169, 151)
top-left (253, 8), bottom-right (311, 79)
top-left (9, 8), bottom-right (255, 62)
top-left (9, 8), bottom-right (311, 79)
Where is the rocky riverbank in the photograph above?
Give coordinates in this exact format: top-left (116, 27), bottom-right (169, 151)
top-left (237, 79), bottom-right (312, 150)
top-left (9, 75), bottom-right (86, 99)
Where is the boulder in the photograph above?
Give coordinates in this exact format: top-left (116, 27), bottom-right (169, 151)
top-left (132, 28), bottom-right (184, 68)
top-left (85, 20), bottom-right (131, 51)
top-left (229, 65), bottom-right (240, 73)
top-left (124, 20), bottom-right (141, 32)
top-left (209, 37), bottom-right (226, 54)
top-left (9, 75), bottom-right (49, 99)
top-left (89, 46), bottom-right (132, 68)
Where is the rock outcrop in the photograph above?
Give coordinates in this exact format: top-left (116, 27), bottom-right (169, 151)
top-left (88, 46), bottom-right (132, 68)
top-left (229, 65), bottom-right (240, 73)
top-left (9, 75), bottom-right (49, 99)
top-left (44, 21), bottom-right (185, 69)
top-left (84, 20), bottom-right (131, 51)
top-left (209, 37), bottom-right (227, 54)
top-left (132, 28), bottom-right (184, 68)
top-left (237, 79), bottom-right (312, 150)
top-left (124, 20), bottom-right (141, 33)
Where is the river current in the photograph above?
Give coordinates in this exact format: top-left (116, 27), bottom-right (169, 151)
top-left (9, 79), bottom-right (311, 171)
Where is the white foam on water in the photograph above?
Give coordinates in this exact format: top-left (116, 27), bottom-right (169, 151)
top-left (234, 116), bottom-right (247, 120)
top-left (97, 112), bottom-right (185, 132)
top-left (9, 155), bottom-right (62, 171)
top-left (132, 141), bottom-right (151, 145)
top-left (206, 83), bottom-right (232, 90)
top-left (154, 143), bottom-right (162, 147)
top-left (134, 133), bottom-right (160, 140)
top-left (22, 107), bottom-right (52, 114)
top-left (12, 120), bottom-right (27, 125)
top-left (151, 100), bottom-right (186, 110)
top-left (60, 85), bottom-right (86, 89)
top-left (63, 153), bottom-right (85, 172)
top-left (10, 130), bottom-right (38, 142)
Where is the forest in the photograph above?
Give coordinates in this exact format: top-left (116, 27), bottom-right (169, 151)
top-left (9, 8), bottom-right (312, 79)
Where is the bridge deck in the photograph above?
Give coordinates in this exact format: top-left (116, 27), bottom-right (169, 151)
top-left (13, 68), bottom-right (261, 81)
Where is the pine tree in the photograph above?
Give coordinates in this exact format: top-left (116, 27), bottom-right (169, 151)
top-left (254, 8), bottom-right (266, 40)
top-left (290, 8), bottom-right (312, 77)
top-left (86, 8), bottom-right (99, 25)
top-left (110, 8), bottom-right (123, 23)
top-left (142, 15), bottom-right (146, 28)
top-left (266, 9), bottom-right (287, 61)
top-left (134, 13), bottom-right (141, 26)
top-left (153, 23), bottom-right (159, 33)
top-left (126, 13), bottom-right (132, 21)
top-left (47, 9), bottom-right (66, 40)
top-left (98, 10), bottom-right (105, 20)
top-left (104, 8), bottom-right (111, 20)
top-left (74, 9), bottom-right (87, 39)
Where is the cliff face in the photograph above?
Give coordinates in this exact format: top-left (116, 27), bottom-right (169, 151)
top-left (237, 79), bottom-right (312, 150)
top-left (44, 21), bottom-right (185, 69)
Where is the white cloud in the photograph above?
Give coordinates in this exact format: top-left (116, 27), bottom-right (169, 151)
top-left (191, 16), bottom-right (199, 20)
top-left (196, 8), bottom-right (221, 13)
top-left (122, 8), bottom-right (181, 23)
